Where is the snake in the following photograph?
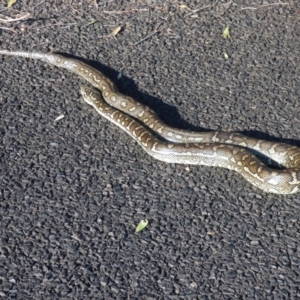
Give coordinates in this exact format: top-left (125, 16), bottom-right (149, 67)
top-left (1, 50), bottom-right (300, 194)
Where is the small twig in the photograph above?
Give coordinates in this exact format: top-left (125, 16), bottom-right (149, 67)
top-left (28, 22), bottom-right (77, 31)
top-left (184, 5), bottom-right (213, 18)
top-left (32, 0), bottom-right (45, 9)
top-left (32, 41), bottom-right (49, 48)
top-left (134, 24), bottom-right (162, 46)
top-left (94, 0), bottom-right (113, 5)
top-left (69, 3), bottom-right (81, 14)
top-left (0, 7), bottom-right (9, 13)
top-left (241, 2), bottom-right (289, 11)
top-left (0, 13), bottom-right (31, 23)
top-left (221, 1), bottom-right (233, 15)
top-left (0, 26), bottom-right (17, 33)
top-left (103, 8), bottom-right (148, 15)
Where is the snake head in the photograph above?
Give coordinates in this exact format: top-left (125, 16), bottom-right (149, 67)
top-left (80, 86), bottom-right (101, 105)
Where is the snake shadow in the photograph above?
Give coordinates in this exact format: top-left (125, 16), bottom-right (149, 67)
top-left (64, 53), bottom-right (300, 149)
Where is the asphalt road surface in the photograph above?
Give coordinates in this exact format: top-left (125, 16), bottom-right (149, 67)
top-left (1, 1), bottom-right (300, 299)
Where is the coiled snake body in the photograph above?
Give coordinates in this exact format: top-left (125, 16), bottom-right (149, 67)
top-left (1, 50), bottom-right (300, 194)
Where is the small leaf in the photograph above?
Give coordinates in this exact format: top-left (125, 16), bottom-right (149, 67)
top-left (222, 26), bottom-right (230, 39)
top-left (135, 219), bottom-right (148, 233)
top-left (224, 53), bottom-right (229, 59)
top-left (99, 25), bottom-right (122, 39)
top-left (110, 26), bottom-right (121, 37)
top-left (7, 0), bottom-right (16, 8)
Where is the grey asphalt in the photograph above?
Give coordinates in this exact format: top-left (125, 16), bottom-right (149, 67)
top-left (1, 1), bottom-right (300, 299)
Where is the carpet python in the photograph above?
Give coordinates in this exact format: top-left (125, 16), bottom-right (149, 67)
top-left (1, 50), bottom-right (300, 194)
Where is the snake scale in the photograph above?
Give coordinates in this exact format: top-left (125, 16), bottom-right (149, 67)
top-left (1, 50), bottom-right (300, 194)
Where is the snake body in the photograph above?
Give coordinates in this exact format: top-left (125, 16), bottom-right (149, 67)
top-left (1, 50), bottom-right (300, 194)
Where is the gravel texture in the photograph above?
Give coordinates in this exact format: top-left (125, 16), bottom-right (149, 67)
top-left (1, 1), bottom-right (300, 299)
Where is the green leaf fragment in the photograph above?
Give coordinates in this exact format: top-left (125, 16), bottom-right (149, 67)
top-left (7, 0), bottom-right (17, 8)
top-left (222, 26), bottom-right (230, 39)
top-left (110, 26), bottom-right (121, 37)
top-left (135, 219), bottom-right (148, 232)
